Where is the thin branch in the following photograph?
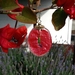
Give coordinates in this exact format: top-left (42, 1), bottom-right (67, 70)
top-left (0, 10), bottom-right (21, 14)
top-left (0, 4), bottom-right (57, 14)
top-left (35, 4), bottom-right (57, 13)
top-left (15, 20), bottom-right (18, 28)
top-left (27, 0), bottom-right (31, 7)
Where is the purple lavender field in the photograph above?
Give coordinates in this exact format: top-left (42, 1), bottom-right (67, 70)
top-left (0, 44), bottom-right (74, 75)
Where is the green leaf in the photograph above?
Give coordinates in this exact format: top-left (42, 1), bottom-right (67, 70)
top-left (0, 0), bottom-right (19, 11)
top-left (29, 0), bottom-right (34, 4)
top-left (52, 8), bottom-right (68, 31)
top-left (16, 7), bottom-right (37, 24)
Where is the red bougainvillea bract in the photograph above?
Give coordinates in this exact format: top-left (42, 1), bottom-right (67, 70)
top-left (56, 0), bottom-right (74, 9)
top-left (8, 0), bottom-right (24, 20)
top-left (0, 24), bottom-right (27, 53)
top-left (56, 0), bottom-right (75, 19)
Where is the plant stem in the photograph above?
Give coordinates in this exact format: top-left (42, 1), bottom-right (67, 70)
top-left (15, 20), bottom-right (18, 28)
top-left (0, 4), bottom-right (56, 14)
top-left (27, 0), bottom-right (31, 7)
top-left (0, 10), bottom-right (21, 14)
top-left (35, 4), bottom-right (56, 13)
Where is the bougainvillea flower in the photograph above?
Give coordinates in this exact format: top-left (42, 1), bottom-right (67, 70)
top-left (0, 24), bottom-right (16, 53)
top-left (8, 0), bottom-right (24, 20)
top-left (56, 0), bottom-right (74, 9)
top-left (13, 26), bottom-right (27, 46)
top-left (63, 0), bottom-right (74, 9)
top-left (0, 24), bottom-right (27, 53)
top-left (64, 5), bottom-right (75, 19)
top-left (0, 24), bottom-right (16, 40)
top-left (28, 27), bottom-right (52, 56)
top-left (16, 0), bottom-right (24, 7)
top-left (56, 0), bottom-right (66, 6)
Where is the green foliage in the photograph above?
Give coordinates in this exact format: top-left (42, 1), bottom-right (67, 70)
top-left (0, 0), bottom-right (19, 11)
top-left (52, 8), bottom-right (68, 30)
top-left (16, 7), bottom-right (37, 24)
top-left (29, 0), bottom-right (34, 4)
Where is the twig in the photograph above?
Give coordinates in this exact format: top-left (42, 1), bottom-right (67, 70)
top-left (0, 10), bottom-right (21, 14)
top-left (15, 20), bottom-right (18, 28)
top-left (0, 10), bottom-right (18, 14)
top-left (0, 4), bottom-right (57, 14)
top-left (35, 4), bottom-right (57, 13)
top-left (27, 0), bottom-right (31, 7)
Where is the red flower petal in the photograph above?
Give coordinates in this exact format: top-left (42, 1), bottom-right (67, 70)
top-left (14, 26), bottom-right (27, 46)
top-left (56, 0), bottom-right (74, 9)
top-left (1, 24), bottom-right (16, 40)
top-left (64, 5), bottom-right (75, 19)
top-left (17, 35), bottom-right (26, 46)
top-left (0, 24), bottom-right (9, 35)
top-left (1, 47), bottom-right (8, 53)
top-left (0, 25), bottom-right (27, 53)
top-left (1, 37), bottom-right (18, 49)
top-left (7, 0), bottom-right (24, 20)
top-left (16, 0), bottom-right (24, 8)
top-left (63, 0), bottom-right (74, 9)
top-left (28, 28), bottom-right (52, 56)
top-left (56, 0), bottom-right (66, 6)
top-left (16, 26), bottom-right (27, 36)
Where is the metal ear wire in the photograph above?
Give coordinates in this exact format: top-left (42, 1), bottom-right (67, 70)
top-left (37, 12), bottom-right (42, 25)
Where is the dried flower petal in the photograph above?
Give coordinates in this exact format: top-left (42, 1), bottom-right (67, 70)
top-left (28, 28), bottom-right (52, 56)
